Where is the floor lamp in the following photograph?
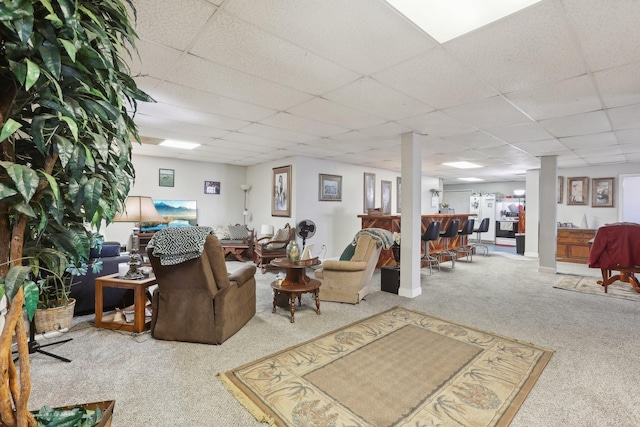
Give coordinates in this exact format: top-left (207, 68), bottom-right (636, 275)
top-left (113, 196), bottom-right (166, 279)
top-left (241, 184), bottom-right (251, 225)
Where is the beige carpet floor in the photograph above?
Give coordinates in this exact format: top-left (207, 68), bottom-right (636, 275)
top-left (221, 306), bottom-right (553, 427)
top-left (554, 274), bottom-right (640, 301)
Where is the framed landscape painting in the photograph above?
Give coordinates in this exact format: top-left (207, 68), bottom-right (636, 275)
top-left (319, 174), bottom-right (342, 201)
top-left (381, 180), bottom-right (392, 215)
top-left (272, 165), bottom-right (291, 217)
top-left (592, 177), bottom-right (614, 207)
top-left (567, 177), bottom-right (589, 205)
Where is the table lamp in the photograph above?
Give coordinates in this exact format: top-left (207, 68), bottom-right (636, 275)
top-left (113, 196), bottom-right (166, 279)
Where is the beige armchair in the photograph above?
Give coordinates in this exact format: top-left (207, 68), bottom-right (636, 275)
top-left (314, 234), bottom-right (382, 304)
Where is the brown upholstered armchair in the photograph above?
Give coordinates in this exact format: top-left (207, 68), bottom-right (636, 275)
top-left (147, 231), bottom-right (256, 344)
top-left (253, 223), bottom-right (295, 273)
top-left (314, 234), bottom-right (382, 304)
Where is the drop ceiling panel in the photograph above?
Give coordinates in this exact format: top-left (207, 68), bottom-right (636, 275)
top-left (488, 122), bottom-right (554, 143)
top-left (441, 131), bottom-right (511, 150)
top-left (615, 128), bottom-right (640, 143)
top-left (608, 104), bottom-right (640, 130)
top-left (133, 0), bottom-right (217, 50)
top-left (136, 102), bottom-right (250, 131)
top-left (594, 62), bottom-right (640, 108)
top-left (506, 75), bottom-right (602, 121)
top-left (128, 40), bottom-right (183, 78)
top-left (223, 0), bottom-right (434, 75)
top-left (539, 110), bottom-right (611, 138)
top-left (575, 146), bottom-right (624, 159)
top-left (220, 132), bottom-right (297, 149)
top-left (166, 54), bottom-right (314, 111)
top-left (313, 139), bottom-right (371, 153)
top-left (620, 143), bottom-right (640, 154)
top-left (560, 132), bottom-right (618, 149)
top-left (190, 12), bottom-right (359, 95)
top-left (397, 111), bottom-right (477, 136)
top-left (240, 123), bottom-right (318, 143)
top-left (443, 96), bottom-right (533, 130)
top-left (287, 98), bottom-right (387, 130)
top-left (324, 77), bottom-right (434, 121)
top-left (358, 122), bottom-right (413, 139)
top-left (562, 0), bottom-right (640, 71)
top-left (259, 112), bottom-right (347, 137)
top-left (445, 1), bottom-right (585, 94)
top-left (373, 47), bottom-right (498, 109)
top-left (512, 139), bottom-right (570, 156)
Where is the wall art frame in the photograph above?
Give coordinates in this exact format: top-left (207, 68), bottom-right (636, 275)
top-left (159, 168), bottom-right (174, 187)
top-left (396, 177), bottom-right (402, 213)
top-left (204, 180), bottom-right (220, 194)
top-left (363, 172), bottom-right (375, 213)
top-left (567, 176), bottom-right (589, 205)
top-left (591, 177), bottom-right (614, 207)
top-left (557, 176), bottom-right (563, 204)
top-left (318, 174), bottom-right (342, 201)
top-left (272, 165), bottom-right (291, 217)
top-left (381, 180), bottom-right (392, 215)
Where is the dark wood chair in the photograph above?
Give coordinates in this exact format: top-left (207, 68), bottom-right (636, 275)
top-left (253, 223), bottom-right (295, 273)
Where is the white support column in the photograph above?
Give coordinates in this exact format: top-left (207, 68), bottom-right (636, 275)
top-left (538, 155), bottom-right (558, 273)
top-left (399, 132), bottom-right (422, 298)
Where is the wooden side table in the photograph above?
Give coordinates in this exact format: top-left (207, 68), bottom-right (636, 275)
top-left (270, 258), bottom-right (321, 323)
top-left (95, 273), bottom-right (157, 333)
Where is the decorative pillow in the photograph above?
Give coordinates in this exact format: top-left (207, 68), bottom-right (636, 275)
top-left (228, 225), bottom-right (249, 240)
top-left (213, 225), bottom-right (230, 240)
top-left (266, 227), bottom-right (290, 250)
top-left (339, 243), bottom-right (356, 261)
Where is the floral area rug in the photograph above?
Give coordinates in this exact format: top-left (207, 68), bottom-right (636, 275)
top-left (554, 274), bottom-right (640, 301)
top-left (218, 306), bottom-right (553, 427)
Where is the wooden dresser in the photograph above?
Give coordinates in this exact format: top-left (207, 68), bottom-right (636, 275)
top-left (556, 228), bottom-right (596, 264)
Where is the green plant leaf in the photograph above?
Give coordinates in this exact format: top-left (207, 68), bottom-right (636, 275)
top-left (0, 183), bottom-right (19, 200)
top-left (0, 118), bottom-right (22, 142)
top-left (23, 280), bottom-right (39, 320)
top-left (59, 115), bottom-right (78, 141)
top-left (8, 59), bottom-right (27, 86)
top-left (54, 134), bottom-right (73, 167)
top-left (58, 38), bottom-right (77, 62)
top-left (39, 42), bottom-right (62, 79)
top-left (82, 177), bottom-right (102, 220)
top-left (12, 200), bottom-right (37, 218)
top-left (4, 266), bottom-right (31, 302)
top-left (25, 59), bottom-right (41, 91)
top-left (6, 163), bottom-right (39, 203)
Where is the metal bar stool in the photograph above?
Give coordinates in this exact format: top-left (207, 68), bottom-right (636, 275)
top-left (472, 217), bottom-right (490, 256)
top-left (421, 221), bottom-right (441, 274)
top-left (436, 219), bottom-right (460, 268)
top-left (454, 218), bottom-right (475, 263)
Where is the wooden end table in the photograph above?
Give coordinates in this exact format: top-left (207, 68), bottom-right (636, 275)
top-left (95, 273), bottom-right (157, 333)
top-left (270, 258), bottom-right (321, 323)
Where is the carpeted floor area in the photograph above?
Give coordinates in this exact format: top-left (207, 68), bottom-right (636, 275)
top-left (554, 274), bottom-right (640, 301)
top-left (24, 251), bottom-right (640, 426)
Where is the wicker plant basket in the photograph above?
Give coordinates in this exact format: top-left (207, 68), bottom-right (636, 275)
top-left (34, 298), bottom-right (76, 334)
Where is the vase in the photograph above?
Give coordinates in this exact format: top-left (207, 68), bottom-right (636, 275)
top-left (286, 240), bottom-right (301, 262)
top-left (391, 242), bottom-right (401, 266)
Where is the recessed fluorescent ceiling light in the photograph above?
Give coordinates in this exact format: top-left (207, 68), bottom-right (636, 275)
top-left (442, 161), bottom-right (482, 169)
top-left (458, 177), bottom-right (485, 182)
top-left (160, 140), bottom-right (200, 150)
top-left (385, 0), bottom-right (541, 43)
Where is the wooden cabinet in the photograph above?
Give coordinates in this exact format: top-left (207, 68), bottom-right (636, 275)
top-left (556, 228), bottom-right (596, 264)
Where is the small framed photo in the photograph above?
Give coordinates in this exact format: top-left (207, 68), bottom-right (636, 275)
top-left (557, 176), bottom-right (564, 204)
top-left (318, 174), bottom-right (342, 201)
top-left (272, 165), bottom-right (291, 217)
top-left (396, 177), bottom-right (401, 213)
top-left (567, 176), bottom-right (589, 205)
top-left (592, 177), bottom-right (614, 207)
top-left (159, 169), bottom-right (174, 187)
top-left (381, 180), bottom-right (392, 215)
top-left (363, 172), bottom-right (375, 213)
top-left (204, 180), bottom-right (220, 194)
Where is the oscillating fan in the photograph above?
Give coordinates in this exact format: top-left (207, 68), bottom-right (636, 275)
top-left (296, 220), bottom-right (316, 249)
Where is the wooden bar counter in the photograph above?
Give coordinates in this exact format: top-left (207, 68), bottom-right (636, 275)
top-left (358, 213), bottom-right (477, 268)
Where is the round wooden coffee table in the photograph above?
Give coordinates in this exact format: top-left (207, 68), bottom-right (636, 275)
top-left (270, 258), bottom-right (321, 323)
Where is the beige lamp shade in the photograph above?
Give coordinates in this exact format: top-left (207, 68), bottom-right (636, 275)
top-left (113, 196), bottom-right (166, 223)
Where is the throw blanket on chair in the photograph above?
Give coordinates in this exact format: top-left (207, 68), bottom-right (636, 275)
top-left (149, 226), bottom-right (214, 265)
top-left (351, 228), bottom-right (394, 249)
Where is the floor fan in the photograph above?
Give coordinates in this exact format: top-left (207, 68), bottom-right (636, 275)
top-left (296, 220), bottom-right (316, 249)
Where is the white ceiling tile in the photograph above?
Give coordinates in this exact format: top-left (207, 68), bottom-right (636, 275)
top-left (620, 143), bottom-right (640, 154)
top-left (488, 123), bottom-right (554, 143)
top-left (594, 62), bottom-right (640, 108)
top-left (287, 98), bottom-right (387, 130)
top-left (441, 131), bottom-right (507, 150)
top-left (559, 132), bottom-right (618, 149)
top-left (512, 139), bottom-right (570, 156)
top-left (615, 128), bottom-right (640, 143)
top-left (285, 144), bottom-right (344, 157)
top-left (223, 0), bottom-right (434, 75)
top-left (562, 0), bottom-right (640, 71)
top-left (608, 104), bottom-right (640, 130)
top-left (135, 115), bottom-right (229, 140)
top-left (219, 132), bottom-right (296, 149)
top-left (558, 157), bottom-right (589, 168)
top-left (443, 96), bottom-right (533, 130)
top-left (625, 152), bottom-right (640, 162)
top-left (358, 122), bottom-right (412, 139)
top-left (539, 110), bottom-right (611, 138)
top-left (324, 77), bottom-right (434, 120)
top-left (240, 123), bottom-right (317, 143)
top-left (506, 75), bottom-right (602, 121)
top-left (259, 113), bottom-right (347, 137)
top-left (132, 0), bottom-right (217, 50)
top-left (397, 111), bottom-right (477, 137)
top-left (136, 102), bottom-right (250, 131)
top-left (190, 12), bottom-right (359, 95)
top-left (445, 1), bottom-right (585, 93)
top-left (373, 47), bottom-right (498, 109)
top-left (312, 139), bottom-right (371, 154)
top-left (575, 145), bottom-right (624, 159)
top-left (166, 54), bottom-right (313, 111)
top-left (128, 40), bottom-right (183, 78)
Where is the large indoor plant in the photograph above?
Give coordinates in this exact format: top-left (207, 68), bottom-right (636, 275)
top-left (0, 1), bottom-right (151, 425)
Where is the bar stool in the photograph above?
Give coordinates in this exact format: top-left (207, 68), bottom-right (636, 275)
top-left (421, 221), bottom-right (441, 274)
top-left (472, 217), bottom-right (490, 256)
top-left (454, 218), bottom-right (475, 263)
top-left (436, 219), bottom-right (460, 268)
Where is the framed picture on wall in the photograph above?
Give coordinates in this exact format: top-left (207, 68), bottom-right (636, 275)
top-left (567, 176), bottom-right (589, 205)
top-left (592, 177), bottom-right (614, 207)
top-left (159, 169), bottom-right (174, 187)
top-left (272, 165), bottom-right (291, 217)
top-left (396, 177), bottom-right (401, 213)
top-left (318, 174), bottom-right (342, 201)
top-left (363, 173), bottom-right (375, 213)
top-left (381, 180), bottom-right (392, 215)
top-left (558, 176), bottom-right (564, 204)
top-left (204, 180), bottom-right (220, 194)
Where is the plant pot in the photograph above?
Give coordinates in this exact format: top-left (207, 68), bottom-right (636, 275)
top-left (34, 298), bottom-right (76, 334)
